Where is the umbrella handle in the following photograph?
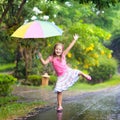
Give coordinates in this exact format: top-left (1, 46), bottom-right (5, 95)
top-left (36, 55), bottom-right (40, 59)
top-left (35, 49), bottom-right (41, 59)
top-left (35, 51), bottom-right (40, 59)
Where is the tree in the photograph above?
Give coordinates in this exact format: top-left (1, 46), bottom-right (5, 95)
top-left (79, 0), bottom-right (120, 9)
top-left (0, 0), bottom-right (118, 79)
top-left (56, 0), bottom-right (120, 9)
top-left (0, 0), bottom-right (59, 78)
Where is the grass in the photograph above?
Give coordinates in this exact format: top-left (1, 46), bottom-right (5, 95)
top-left (0, 96), bottom-right (19, 106)
top-left (0, 63), bottom-right (15, 72)
top-left (70, 74), bottom-right (120, 91)
top-left (0, 98), bottom-right (45, 120)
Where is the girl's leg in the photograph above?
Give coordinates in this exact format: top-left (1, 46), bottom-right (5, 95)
top-left (78, 71), bottom-right (91, 80)
top-left (57, 92), bottom-right (63, 110)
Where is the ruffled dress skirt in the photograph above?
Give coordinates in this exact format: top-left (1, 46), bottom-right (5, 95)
top-left (54, 67), bottom-right (80, 93)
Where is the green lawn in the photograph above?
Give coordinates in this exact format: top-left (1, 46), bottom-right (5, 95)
top-left (0, 63), bottom-right (15, 72)
top-left (0, 98), bottom-right (45, 120)
top-left (70, 74), bottom-right (120, 91)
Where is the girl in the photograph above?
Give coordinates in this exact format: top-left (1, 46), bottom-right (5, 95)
top-left (38, 34), bottom-right (91, 112)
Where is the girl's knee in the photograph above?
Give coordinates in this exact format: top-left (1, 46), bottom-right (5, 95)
top-left (57, 92), bottom-right (62, 94)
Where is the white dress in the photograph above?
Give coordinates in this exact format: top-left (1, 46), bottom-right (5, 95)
top-left (54, 67), bottom-right (80, 92)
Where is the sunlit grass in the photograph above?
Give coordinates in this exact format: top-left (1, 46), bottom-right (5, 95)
top-left (70, 74), bottom-right (120, 92)
top-left (0, 100), bottom-right (45, 120)
top-left (0, 63), bottom-right (15, 72)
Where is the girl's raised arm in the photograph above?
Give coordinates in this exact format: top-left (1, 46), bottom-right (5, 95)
top-left (63, 34), bottom-right (79, 56)
top-left (38, 52), bottom-right (50, 65)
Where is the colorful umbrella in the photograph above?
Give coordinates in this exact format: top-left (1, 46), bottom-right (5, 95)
top-left (11, 20), bottom-right (63, 38)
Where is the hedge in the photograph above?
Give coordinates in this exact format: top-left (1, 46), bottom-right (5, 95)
top-left (27, 75), bottom-right (42, 86)
top-left (89, 57), bottom-right (117, 84)
top-left (0, 74), bottom-right (17, 96)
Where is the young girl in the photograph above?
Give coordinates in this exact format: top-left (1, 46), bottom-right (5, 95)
top-left (38, 34), bottom-right (91, 112)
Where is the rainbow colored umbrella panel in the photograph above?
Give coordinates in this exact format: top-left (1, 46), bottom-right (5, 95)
top-left (11, 20), bottom-right (63, 38)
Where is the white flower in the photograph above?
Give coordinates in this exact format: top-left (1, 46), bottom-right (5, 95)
top-left (54, 14), bottom-right (57, 18)
top-left (96, 10), bottom-right (100, 15)
top-left (102, 11), bottom-right (104, 14)
top-left (65, 2), bottom-right (72, 7)
top-left (43, 15), bottom-right (49, 20)
top-left (31, 16), bottom-right (37, 20)
top-left (24, 19), bottom-right (29, 24)
top-left (33, 7), bottom-right (42, 15)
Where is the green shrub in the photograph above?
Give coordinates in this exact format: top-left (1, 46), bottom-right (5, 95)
top-left (49, 75), bottom-right (57, 85)
top-left (89, 57), bottom-right (118, 84)
top-left (15, 61), bottom-right (26, 79)
top-left (0, 74), bottom-right (17, 96)
top-left (27, 75), bottom-right (42, 86)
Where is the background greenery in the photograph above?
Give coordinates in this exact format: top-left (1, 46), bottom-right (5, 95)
top-left (1, 1), bottom-right (120, 119)
top-left (0, 0), bottom-right (120, 84)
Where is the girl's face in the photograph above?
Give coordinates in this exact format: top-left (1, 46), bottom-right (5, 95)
top-left (54, 44), bottom-right (63, 56)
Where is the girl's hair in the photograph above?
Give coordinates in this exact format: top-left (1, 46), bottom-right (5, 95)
top-left (52, 43), bottom-right (64, 60)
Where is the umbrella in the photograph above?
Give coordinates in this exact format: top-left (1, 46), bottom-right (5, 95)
top-left (11, 20), bottom-right (63, 38)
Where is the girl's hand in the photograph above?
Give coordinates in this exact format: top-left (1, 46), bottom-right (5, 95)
top-left (73, 34), bottom-right (79, 41)
top-left (38, 52), bottom-right (42, 58)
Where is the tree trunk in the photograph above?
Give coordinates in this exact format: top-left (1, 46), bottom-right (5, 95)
top-left (24, 47), bottom-right (29, 79)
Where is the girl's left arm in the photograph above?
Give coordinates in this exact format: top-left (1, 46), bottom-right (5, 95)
top-left (63, 34), bottom-right (79, 56)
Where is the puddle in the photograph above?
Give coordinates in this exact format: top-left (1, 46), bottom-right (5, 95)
top-left (24, 86), bottom-right (120, 120)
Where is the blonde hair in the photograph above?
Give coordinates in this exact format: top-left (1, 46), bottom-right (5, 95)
top-left (53, 43), bottom-right (64, 61)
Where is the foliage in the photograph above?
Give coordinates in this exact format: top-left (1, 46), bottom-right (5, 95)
top-left (86, 2), bottom-right (120, 32)
top-left (26, 74), bottom-right (56, 86)
top-left (56, 0), bottom-right (119, 9)
top-left (89, 57), bottom-right (118, 84)
top-left (108, 36), bottom-right (120, 61)
top-left (0, 32), bottom-right (16, 63)
top-left (26, 75), bottom-right (42, 86)
top-left (68, 22), bottom-right (112, 70)
top-left (0, 74), bottom-right (17, 96)
top-left (15, 60), bottom-right (26, 79)
top-left (49, 75), bottom-right (57, 85)
top-left (0, 0), bottom-right (49, 64)
top-left (101, 3), bottom-right (120, 62)
top-left (0, 0), bottom-right (120, 80)
top-left (86, 2), bottom-right (120, 69)
top-left (78, 0), bottom-right (120, 9)
top-left (0, 96), bottom-right (19, 107)
top-left (55, 1), bottom-right (95, 27)
top-left (0, 63), bottom-right (15, 72)
top-left (24, 74), bottom-right (57, 86)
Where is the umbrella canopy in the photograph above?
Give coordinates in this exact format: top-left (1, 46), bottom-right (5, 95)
top-left (11, 20), bottom-right (63, 38)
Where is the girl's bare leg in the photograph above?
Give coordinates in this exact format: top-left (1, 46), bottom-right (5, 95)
top-left (78, 71), bottom-right (91, 80)
top-left (57, 92), bottom-right (63, 109)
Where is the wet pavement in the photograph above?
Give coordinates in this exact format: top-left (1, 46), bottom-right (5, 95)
top-left (13, 85), bottom-right (120, 120)
top-left (13, 85), bottom-right (83, 103)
